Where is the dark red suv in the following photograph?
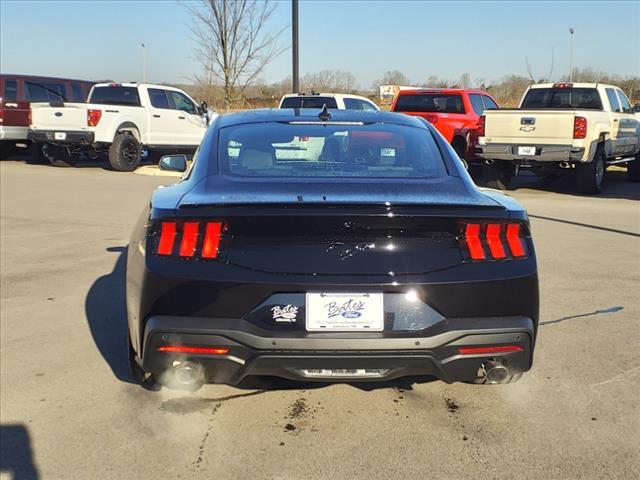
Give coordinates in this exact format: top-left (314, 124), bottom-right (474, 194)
top-left (0, 74), bottom-right (94, 158)
top-left (392, 89), bottom-right (498, 164)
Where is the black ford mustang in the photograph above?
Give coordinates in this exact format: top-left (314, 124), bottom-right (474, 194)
top-left (126, 108), bottom-right (539, 390)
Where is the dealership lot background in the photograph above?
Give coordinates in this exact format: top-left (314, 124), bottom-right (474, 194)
top-left (1, 157), bottom-right (638, 479)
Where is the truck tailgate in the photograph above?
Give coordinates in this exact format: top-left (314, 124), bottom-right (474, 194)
top-left (485, 110), bottom-right (575, 144)
top-left (30, 103), bottom-right (89, 131)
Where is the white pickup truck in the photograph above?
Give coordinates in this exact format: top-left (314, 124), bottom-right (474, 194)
top-left (29, 83), bottom-right (211, 171)
top-left (476, 82), bottom-right (640, 194)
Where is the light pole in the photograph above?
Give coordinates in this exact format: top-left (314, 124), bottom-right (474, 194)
top-left (141, 42), bottom-right (147, 83)
top-left (568, 28), bottom-right (574, 82)
top-left (292, 0), bottom-right (299, 93)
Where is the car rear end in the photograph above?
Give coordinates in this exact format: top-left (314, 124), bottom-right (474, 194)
top-left (127, 112), bottom-right (538, 388)
top-left (477, 83), bottom-right (603, 164)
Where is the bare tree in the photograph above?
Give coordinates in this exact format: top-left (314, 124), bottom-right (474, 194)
top-left (371, 70), bottom-right (411, 93)
top-left (184, 0), bottom-right (285, 110)
top-left (302, 70), bottom-right (357, 93)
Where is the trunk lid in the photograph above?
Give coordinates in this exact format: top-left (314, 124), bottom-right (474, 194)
top-left (484, 109), bottom-right (576, 144)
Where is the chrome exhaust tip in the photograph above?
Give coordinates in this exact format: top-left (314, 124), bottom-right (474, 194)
top-left (166, 360), bottom-right (205, 390)
top-left (482, 360), bottom-right (509, 384)
top-left (484, 159), bottom-right (495, 166)
top-left (559, 161), bottom-right (571, 169)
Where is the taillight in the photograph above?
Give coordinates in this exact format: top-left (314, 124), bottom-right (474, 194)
top-left (573, 116), bottom-right (587, 139)
top-left (461, 222), bottom-right (528, 261)
top-left (478, 115), bottom-right (486, 137)
top-left (425, 114), bottom-right (439, 124)
top-left (28, 107), bottom-right (32, 126)
top-left (153, 220), bottom-right (225, 259)
top-left (87, 109), bottom-right (102, 127)
top-left (157, 345), bottom-right (229, 355)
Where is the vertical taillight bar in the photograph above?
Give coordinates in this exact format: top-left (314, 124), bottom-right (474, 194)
top-left (506, 224), bottom-right (526, 257)
top-left (485, 223), bottom-right (506, 259)
top-left (201, 222), bottom-right (223, 258)
top-left (179, 222), bottom-right (200, 257)
top-left (464, 223), bottom-right (485, 260)
top-left (157, 222), bottom-right (177, 256)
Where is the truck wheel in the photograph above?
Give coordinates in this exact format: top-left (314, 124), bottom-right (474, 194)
top-left (576, 144), bottom-right (606, 194)
top-left (627, 153), bottom-right (640, 183)
top-left (30, 143), bottom-right (49, 164)
top-left (109, 133), bottom-right (141, 172)
top-left (484, 163), bottom-right (513, 190)
top-left (34, 143), bottom-right (77, 167)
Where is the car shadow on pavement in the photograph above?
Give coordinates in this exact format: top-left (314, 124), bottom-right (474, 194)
top-left (504, 169), bottom-right (640, 201)
top-left (0, 424), bottom-right (40, 480)
top-left (85, 246), bottom-right (136, 384)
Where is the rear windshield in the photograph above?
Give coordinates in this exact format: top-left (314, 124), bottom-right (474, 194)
top-left (25, 81), bottom-right (67, 102)
top-left (218, 122), bottom-right (446, 179)
top-left (394, 94), bottom-right (465, 114)
top-left (89, 86), bottom-right (141, 106)
top-left (521, 88), bottom-right (603, 110)
top-left (280, 96), bottom-right (338, 109)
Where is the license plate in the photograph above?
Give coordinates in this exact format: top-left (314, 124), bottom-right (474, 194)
top-left (518, 146), bottom-right (536, 156)
top-left (305, 292), bottom-right (384, 331)
top-left (54, 132), bottom-right (66, 140)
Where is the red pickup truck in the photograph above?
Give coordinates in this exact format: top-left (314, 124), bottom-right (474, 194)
top-left (391, 88), bottom-right (498, 165)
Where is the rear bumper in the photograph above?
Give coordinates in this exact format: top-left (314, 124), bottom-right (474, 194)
top-left (140, 315), bottom-right (535, 384)
top-left (0, 126), bottom-right (29, 141)
top-left (28, 129), bottom-right (94, 145)
top-left (476, 143), bottom-right (585, 162)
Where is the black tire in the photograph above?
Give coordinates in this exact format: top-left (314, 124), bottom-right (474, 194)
top-left (451, 138), bottom-right (469, 170)
top-left (576, 144), bottom-right (606, 194)
top-left (484, 163), bottom-right (513, 190)
top-left (0, 141), bottom-right (13, 160)
top-left (627, 153), bottom-right (640, 183)
top-left (30, 142), bottom-right (49, 164)
top-left (108, 133), bottom-right (141, 172)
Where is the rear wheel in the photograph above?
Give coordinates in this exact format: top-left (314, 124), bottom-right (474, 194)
top-left (576, 144), bottom-right (606, 194)
top-left (108, 133), bottom-right (141, 172)
top-left (484, 163), bottom-right (513, 190)
top-left (128, 334), bottom-right (159, 390)
top-left (627, 152), bottom-right (640, 183)
top-left (32, 143), bottom-right (77, 167)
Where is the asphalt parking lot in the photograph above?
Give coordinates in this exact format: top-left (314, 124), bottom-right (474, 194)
top-left (1, 157), bottom-right (638, 480)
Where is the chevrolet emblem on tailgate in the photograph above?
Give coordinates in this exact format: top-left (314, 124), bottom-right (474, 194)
top-left (519, 125), bottom-right (536, 132)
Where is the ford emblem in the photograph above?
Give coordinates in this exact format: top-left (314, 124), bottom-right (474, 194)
top-left (341, 310), bottom-right (362, 319)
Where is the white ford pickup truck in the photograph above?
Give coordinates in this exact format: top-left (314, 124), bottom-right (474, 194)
top-left (29, 83), bottom-right (212, 171)
top-left (476, 82), bottom-right (640, 194)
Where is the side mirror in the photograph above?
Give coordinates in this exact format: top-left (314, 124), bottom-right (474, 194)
top-left (159, 154), bottom-right (187, 173)
top-left (632, 104), bottom-right (640, 113)
top-left (198, 101), bottom-right (208, 115)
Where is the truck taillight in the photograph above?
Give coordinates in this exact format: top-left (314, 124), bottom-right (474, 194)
top-left (28, 107), bottom-right (32, 126)
top-left (478, 115), bottom-right (486, 137)
top-left (573, 116), bottom-right (587, 139)
top-left (152, 220), bottom-right (226, 259)
top-left (87, 109), bottom-right (102, 127)
top-left (462, 222), bottom-right (528, 262)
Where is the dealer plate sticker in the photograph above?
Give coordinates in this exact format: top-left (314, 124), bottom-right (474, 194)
top-left (54, 132), bottom-right (66, 140)
top-left (518, 146), bottom-right (536, 156)
top-left (305, 292), bottom-right (384, 332)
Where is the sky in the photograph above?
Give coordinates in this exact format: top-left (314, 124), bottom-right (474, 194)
top-left (1, 0), bottom-right (639, 88)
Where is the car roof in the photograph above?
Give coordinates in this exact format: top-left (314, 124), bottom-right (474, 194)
top-left (529, 82), bottom-right (616, 89)
top-left (214, 108), bottom-right (427, 128)
top-left (280, 93), bottom-right (373, 101)
top-left (397, 88), bottom-right (489, 95)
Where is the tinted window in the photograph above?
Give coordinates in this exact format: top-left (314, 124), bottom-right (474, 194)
top-left (148, 88), bottom-right (171, 109)
top-left (280, 96), bottom-right (339, 109)
top-left (25, 81), bottom-right (67, 102)
top-left (71, 83), bottom-right (84, 102)
top-left (4, 79), bottom-right (18, 102)
top-left (394, 94), bottom-right (465, 114)
top-left (606, 88), bottom-right (621, 112)
top-left (89, 86), bottom-right (141, 106)
top-left (168, 91), bottom-right (196, 114)
top-left (469, 94), bottom-right (485, 115)
top-left (521, 88), bottom-right (602, 110)
top-left (617, 90), bottom-right (632, 113)
top-left (482, 96), bottom-right (498, 110)
top-left (219, 122), bottom-right (446, 179)
top-left (343, 98), bottom-right (378, 111)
